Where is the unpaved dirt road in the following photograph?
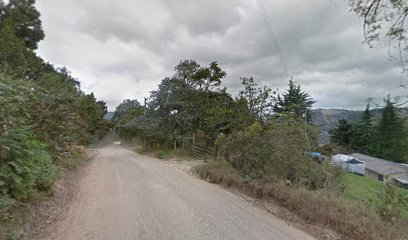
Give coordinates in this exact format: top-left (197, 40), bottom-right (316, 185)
top-left (44, 145), bottom-right (315, 240)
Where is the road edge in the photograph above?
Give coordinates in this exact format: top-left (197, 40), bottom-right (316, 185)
top-left (19, 149), bottom-right (98, 240)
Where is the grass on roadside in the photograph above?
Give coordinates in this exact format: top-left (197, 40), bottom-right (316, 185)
top-left (343, 173), bottom-right (408, 218)
top-left (194, 160), bottom-right (408, 240)
top-left (0, 149), bottom-right (88, 240)
top-left (155, 148), bottom-right (192, 160)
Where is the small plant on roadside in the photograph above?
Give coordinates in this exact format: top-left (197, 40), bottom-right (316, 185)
top-left (156, 149), bottom-right (170, 159)
top-left (377, 184), bottom-right (408, 222)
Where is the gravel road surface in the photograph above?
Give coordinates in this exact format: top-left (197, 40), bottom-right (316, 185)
top-left (44, 145), bottom-right (315, 240)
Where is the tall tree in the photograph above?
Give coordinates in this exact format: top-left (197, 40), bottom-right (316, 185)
top-left (0, 0), bottom-right (45, 50)
top-left (273, 80), bottom-right (315, 121)
top-left (351, 103), bottom-right (377, 153)
top-left (174, 59), bottom-right (201, 84)
top-left (376, 96), bottom-right (407, 162)
top-left (329, 119), bottom-right (354, 146)
top-left (173, 60), bottom-right (226, 91)
top-left (147, 77), bottom-right (194, 145)
top-left (238, 77), bottom-right (276, 121)
top-left (0, 0), bottom-right (109, 212)
top-left (0, 18), bottom-right (28, 74)
top-left (112, 99), bottom-right (144, 124)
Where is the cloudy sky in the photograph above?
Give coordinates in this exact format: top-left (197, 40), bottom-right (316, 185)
top-left (35, 0), bottom-right (406, 111)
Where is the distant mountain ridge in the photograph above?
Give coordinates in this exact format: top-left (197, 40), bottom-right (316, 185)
top-left (311, 108), bottom-right (408, 144)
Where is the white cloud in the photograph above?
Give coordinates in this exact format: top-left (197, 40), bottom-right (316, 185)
top-left (35, 0), bottom-right (405, 111)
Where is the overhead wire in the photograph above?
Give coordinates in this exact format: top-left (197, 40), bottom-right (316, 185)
top-left (255, 0), bottom-right (290, 78)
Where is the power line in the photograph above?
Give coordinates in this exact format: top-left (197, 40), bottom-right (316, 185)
top-left (256, 0), bottom-right (290, 78)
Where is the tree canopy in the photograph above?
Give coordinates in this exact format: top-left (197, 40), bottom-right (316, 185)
top-left (349, 0), bottom-right (408, 80)
top-left (0, 0), bottom-right (45, 50)
top-left (0, 0), bottom-right (109, 217)
top-left (113, 60), bottom-right (318, 152)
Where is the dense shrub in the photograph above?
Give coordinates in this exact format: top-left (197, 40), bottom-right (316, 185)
top-left (0, 127), bottom-right (57, 203)
top-left (0, 1), bottom-right (110, 237)
top-left (377, 184), bottom-right (408, 222)
top-left (0, 34), bottom-right (107, 225)
top-left (223, 118), bottom-right (342, 189)
top-left (155, 149), bottom-right (170, 159)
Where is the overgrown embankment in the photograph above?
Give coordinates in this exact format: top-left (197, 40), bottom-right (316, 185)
top-left (195, 161), bottom-right (408, 240)
top-left (193, 121), bottom-right (408, 240)
top-left (19, 148), bottom-right (96, 240)
top-left (0, 1), bottom-right (110, 239)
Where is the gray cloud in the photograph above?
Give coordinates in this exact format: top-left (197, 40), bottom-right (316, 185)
top-left (35, 0), bottom-right (405, 111)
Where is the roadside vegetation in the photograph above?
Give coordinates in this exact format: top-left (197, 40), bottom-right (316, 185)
top-left (0, 1), bottom-right (110, 239)
top-left (329, 100), bottom-right (408, 163)
top-left (194, 161), bottom-right (408, 240)
top-left (344, 174), bottom-right (408, 218)
top-left (113, 58), bottom-right (408, 239)
top-left (0, 0), bottom-right (403, 239)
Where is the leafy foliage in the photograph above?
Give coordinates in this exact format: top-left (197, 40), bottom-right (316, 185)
top-left (377, 184), bottom-right (408, 221)
top-left (0, 128), bottom-right (57, 201)
top-left (114, 60), bottom-right (327, 190)
top-left (329, 98), bottom-right (408, 162)
top-left (117, 60), bottom-right (253, 148)
top-left (112, 99), bottom-right (144, 125)
top-left (223, 117), bottom-right (335, 189)
top-left (113, 99), bottom-right (145, 141)
top-left (0, 0), bottom-right (45, 50)
top-left (0, 0), bottom-right (109, 221)
top-left (238, 77), bottom-right (276, 120)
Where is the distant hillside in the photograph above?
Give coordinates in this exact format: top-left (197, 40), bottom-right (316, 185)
top-left (311, 108), bottom-right (407, 144)
top-left (105, 112), bottom-right (114, 121)
top-left (311, 109), bottom-right (362, 144)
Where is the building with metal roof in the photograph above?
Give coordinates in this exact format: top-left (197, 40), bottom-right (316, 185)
top-left (349, 153), bottom-right (408, 188)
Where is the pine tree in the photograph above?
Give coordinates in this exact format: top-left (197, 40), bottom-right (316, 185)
top-left (351, 103), bottom-right (377, 153)
top-left (329, 119), bottom-right (353, 146)
top-left (376, 96), bottom-right (407, 162)
top-left (273, 80), bottom-right (315, 121)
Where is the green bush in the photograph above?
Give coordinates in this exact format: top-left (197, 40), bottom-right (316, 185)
top-left (156, 149), bottom-right (170, 159)
top-left (0, 127), bottom-right (58, 202)
top-left (377, 184), bottom-right (408, 221)
top-left (0, 3), bottom-right (109, 236)
top-left (223, 117), bottom-right (341, 189)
